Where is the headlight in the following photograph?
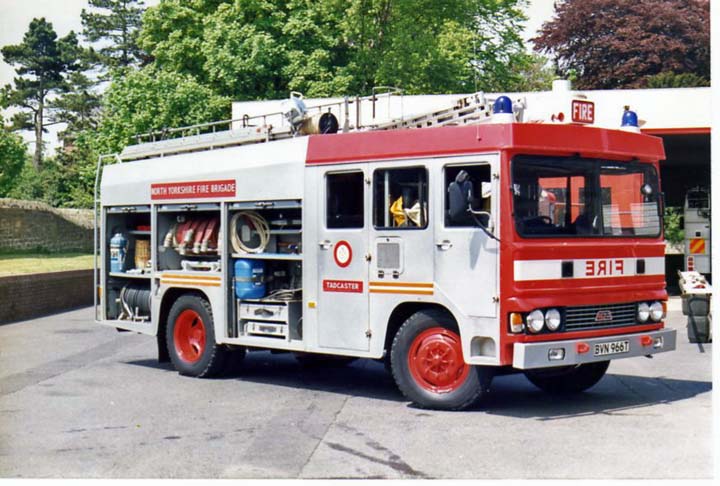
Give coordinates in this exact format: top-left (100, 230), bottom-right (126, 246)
top-left (545, 308), bottom-right (562, 331)
top-left (637, 302), bottom-right (650, 323)
top-left (526, 310), bottom-right (545, 333)
top-left (649, 301), bottom-right (664, 322)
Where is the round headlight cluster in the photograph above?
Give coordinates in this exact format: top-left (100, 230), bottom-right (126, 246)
top-left (525, 308), bottom-right (562, 333)
top-left (637, 301), bottom-right (664, 323)
top-left (526, 310), bottom-right (545, 333)
top-left (649, 301), bottom-right (664, 321)
top-left (545, 308), bottom-right (562, 331)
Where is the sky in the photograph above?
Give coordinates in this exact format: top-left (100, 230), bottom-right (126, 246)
top-left (0, 0), bottom-right (557, 149)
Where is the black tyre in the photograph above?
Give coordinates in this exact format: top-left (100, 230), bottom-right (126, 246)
top-left (294, 352), bottom-right (357, 367)
top-left (390, 309), bottom-right (493, 410)
top-left (166, 294), bottom-right (228, 377)
top-left (524, 361), bottom-right (610, 394)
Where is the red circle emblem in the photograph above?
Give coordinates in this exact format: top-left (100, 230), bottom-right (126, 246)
top-left (333, 240), bottom-right (352, 268)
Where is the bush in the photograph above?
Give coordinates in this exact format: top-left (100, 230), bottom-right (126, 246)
top-left (664, 206), bottom-right (684, 245)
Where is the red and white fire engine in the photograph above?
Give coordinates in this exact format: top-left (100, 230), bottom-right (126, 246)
top-left (95, 85), bottom-right (675, 410)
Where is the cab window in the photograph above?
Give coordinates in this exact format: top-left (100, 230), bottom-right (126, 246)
top-left (444, 164), bottom-right (491, 227)
top-left (326, 171), bottom-right (364, 229)
top-left (373, 167), bottom-right (428, 229)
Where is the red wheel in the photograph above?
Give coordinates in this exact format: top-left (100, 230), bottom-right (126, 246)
top-left (166, 294), bottom-right (228, 377)
top-left (407, 327), bottom-right (470, 393)
top-left (390, 309), bottom-right (493, 410)
top-left (172, 309), bottom-right (206, 364)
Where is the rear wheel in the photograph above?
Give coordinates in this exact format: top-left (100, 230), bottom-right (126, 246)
top-left (166, 294), bottom-right (228, 377)
top-left (390, 309), bottom-right (492, 410)
top-left (524, 361), bottom-right (610, 394)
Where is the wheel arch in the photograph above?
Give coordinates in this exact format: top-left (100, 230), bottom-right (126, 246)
top-left (382, 302), bottom-right (457, 358)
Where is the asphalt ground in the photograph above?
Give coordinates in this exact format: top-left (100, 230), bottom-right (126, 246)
top-left (0, 298), bottom-right (713, 479)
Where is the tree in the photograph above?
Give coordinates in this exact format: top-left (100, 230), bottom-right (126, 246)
top-left (646, 71), bottom-right (709, 89)
top-left (96, 66), bottom-right (230, 153)
top-left (503, 53), bottom-right (555, 92)
top-left (0, 124), bottom-right (28, 197)
top-left (1, 18), bottom-right (82, 168)
top-left (50, 71), bottom-right (102, 146)
top-left (81, 0), bottom-right (147, 70)
top-left (139, 0), bottom-right (532, 99)
top-left (341, 0), bottom-right (530, 94)
top-left (533, 0), bottom-right (710, 89)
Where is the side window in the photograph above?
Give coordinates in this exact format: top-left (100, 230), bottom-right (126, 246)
top-left (445, 164), bottom-right (491, 226)
top-left (373, 167), bottom-right (428, 229)
top-left (326, 171), bottom-right (364, 229)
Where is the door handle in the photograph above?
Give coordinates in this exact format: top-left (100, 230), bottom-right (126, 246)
top-left (436, 240), bottom-right (452, 251)
top-left (319, 240), bottom-right (332, 250)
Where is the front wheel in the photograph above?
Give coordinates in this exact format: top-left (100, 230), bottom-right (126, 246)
top-left (390, 309), bottom-right (492, 410)
top-left (524, 361), bottom-right (610, 394)
top-left (166, 294), bottom-right (228, 377)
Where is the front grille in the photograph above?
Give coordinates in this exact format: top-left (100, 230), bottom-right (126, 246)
top-left (564, 302), bottom-right (639, 331)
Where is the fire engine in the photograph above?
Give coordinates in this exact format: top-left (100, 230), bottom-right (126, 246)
top-left (95, 83), bottom-right (676, 410)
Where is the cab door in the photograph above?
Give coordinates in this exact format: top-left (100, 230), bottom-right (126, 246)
top-left (315, 166), bottom-right (371, 351)
top-left (434, 158), bottom-right (499, 317)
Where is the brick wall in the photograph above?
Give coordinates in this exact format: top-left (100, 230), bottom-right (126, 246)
top-left (0, 270), bottom-right (93, 324)
top-left (0, 199), bottom-right (93, 253)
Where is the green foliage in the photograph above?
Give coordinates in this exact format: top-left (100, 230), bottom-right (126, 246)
top-left (81, 0), bottom-right (147, 69)
top-left (0, 127), bottom-right (28, 197)
top-left (139, 0), bottom-right (531, 99)
top-left (502, 53), bottom-right (555, 92)
top-left (50, 71), bottom-right (103, 144)
top-left (1, 18), bottom-right (83, 168)
top-left (646, 71), bottom-right (710, 89)
top-left (664, 206), bottom-right (684, 245)
top-left (96, 66), bottom-right (230, 153)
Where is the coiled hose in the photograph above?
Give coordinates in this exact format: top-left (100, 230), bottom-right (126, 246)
top-left (230, 211), bottom-right (270, 253)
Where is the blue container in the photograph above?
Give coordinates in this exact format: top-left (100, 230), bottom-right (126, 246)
top-left (109, 232), bottom-right (128, 273)
top-left (234, 259), bottom-right (266, 299)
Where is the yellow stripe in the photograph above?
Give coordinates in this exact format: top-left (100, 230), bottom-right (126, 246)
top-left (369, 281), bottom-right (433, 288)
top-left (161, 273), bottom-right (221, 281)
top-left (161, 279), bottom-right (222, 287)
top-left (369, 289), bottom-right (434, 295)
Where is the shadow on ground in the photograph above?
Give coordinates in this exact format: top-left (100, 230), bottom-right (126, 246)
top-left (125, 352), bottom-right (711, 418)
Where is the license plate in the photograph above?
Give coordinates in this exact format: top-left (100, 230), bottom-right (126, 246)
top-left (594, 340), bottom-right (630, 357)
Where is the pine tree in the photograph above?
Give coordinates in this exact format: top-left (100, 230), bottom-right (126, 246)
top-left (81, 0), bottom-right (146, 70)
top-left (50, 70), bottom-right (102, 146)
top-left (1, 18), bottom-right (81, 168)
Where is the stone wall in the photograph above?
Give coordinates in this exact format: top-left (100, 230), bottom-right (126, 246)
top-left (0, 199), bottom-right (94, 253)
top-left (0, 270), bottom-right (93, 324)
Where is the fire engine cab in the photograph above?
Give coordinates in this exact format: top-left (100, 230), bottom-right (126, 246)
top-left (95, 86), bottom-right (676, 410)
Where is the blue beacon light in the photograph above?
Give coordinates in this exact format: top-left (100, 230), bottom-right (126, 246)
top-left (493, 96), bottom-right (513, 114)
top-left (621, 106), bottom-right (639, 128)
top-left (491, 95), bottom-right (515, 123)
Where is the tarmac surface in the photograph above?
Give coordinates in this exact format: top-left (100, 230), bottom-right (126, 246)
top-left (0, 299), bottom-right (713, 479)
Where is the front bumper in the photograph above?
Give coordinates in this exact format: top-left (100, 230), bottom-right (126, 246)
top-left (512, 328), bottom-right (676, 370)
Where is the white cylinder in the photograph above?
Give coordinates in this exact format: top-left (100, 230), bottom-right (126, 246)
top-left (552, 79), bottom-right (572, 92)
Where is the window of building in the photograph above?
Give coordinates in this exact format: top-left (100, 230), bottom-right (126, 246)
top-left (373, 167), bottom-right (428, 229)
top-left (326, 171), bottom-right (364, 229)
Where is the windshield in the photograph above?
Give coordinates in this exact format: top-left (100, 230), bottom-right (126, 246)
top-left (512, 156), bottom-right (661, 238)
